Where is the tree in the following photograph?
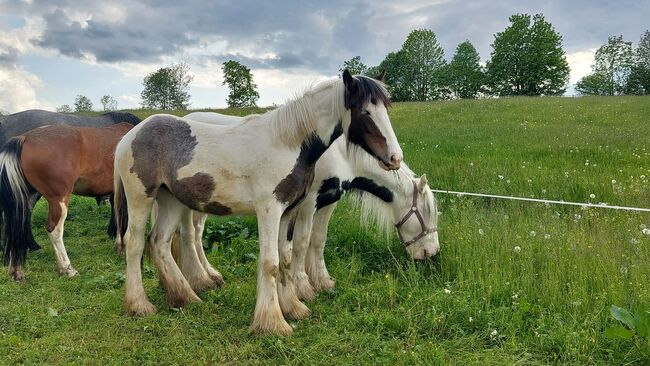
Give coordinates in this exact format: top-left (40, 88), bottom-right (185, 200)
top-left (575, 73), bottom-right (611, 95)
top-left (339, 56), bottom-right (367, 76)
top-left (448, 41), bottom-right (485, 98)
top-left (401, 29), bottom-right (447, 101)
top-left (56, 104), bottom-right (72, 113)
top-left (221, 60), bottom-right (260, 108)
top-left (74, 95), bottom-right (93, 112)
top-left (367, 51), bottom-right (411, 102)
top-left (486, 13), bottom-right (570, 96)
top-left (141, 62), bottom-right (193, 110)
top-left (100, 95), bottom-right (118, 111)
top-left (626, 30), bottom-right (650, 95)
top-left (576, 35), bottom-right (633, 96)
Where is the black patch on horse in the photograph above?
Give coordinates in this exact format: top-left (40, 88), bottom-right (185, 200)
top-left (286, 215), bottom-right (297, 241)
top-left (349, 177), bottom-right (394, 203)
top-left (315, 177), bottom-right (342, 209)
top-left (274, 122), bottom-right (343, 210)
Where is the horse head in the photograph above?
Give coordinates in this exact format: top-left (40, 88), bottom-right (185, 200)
top-left (343, 69), bottom-right (403, 171)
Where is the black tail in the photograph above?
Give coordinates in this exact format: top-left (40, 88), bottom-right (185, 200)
top-left (114, 174), bottom-right (129, 243)
top-left (107, 194), bottom-right (117, 239)
top-left (0, 136), bottom-right (35, 267)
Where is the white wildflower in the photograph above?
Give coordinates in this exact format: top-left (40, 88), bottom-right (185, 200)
top-left (444, 288), bottom-right (451, 294)
top-left (514, 246), bottom-right (521, 253)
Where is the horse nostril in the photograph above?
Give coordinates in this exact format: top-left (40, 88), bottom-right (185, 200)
top-left (390, 154), bottom-right (402, 169)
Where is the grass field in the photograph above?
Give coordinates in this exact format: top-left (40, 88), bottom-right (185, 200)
top-left (1, 96), bottom-right (649, 365)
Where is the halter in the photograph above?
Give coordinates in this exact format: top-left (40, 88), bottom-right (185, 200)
top-left (395, 180), bottom-right (437, 247)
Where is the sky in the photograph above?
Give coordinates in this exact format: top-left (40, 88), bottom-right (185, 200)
top-left (0, 0), bottom-right (648, 113)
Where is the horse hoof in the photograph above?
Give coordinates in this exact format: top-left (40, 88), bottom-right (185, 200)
top-left (9, 268), bottom-right (25, 282)
top-left (207, 270), bottom-right (225, 287)
top-left (165, 289), bottom-right (201, 309)
top-left (250, 317), bottom-right (293, 336)
top-left (59, 267), bottom-right (79, 277)
top-left (312, 276), bottom-right (336, 292)
top-left (125, 300), bottom-right (158, 317)
top-left (284, 301), bottom-right (311, 320)
top-left (294, 275), bottom-right (316, 301)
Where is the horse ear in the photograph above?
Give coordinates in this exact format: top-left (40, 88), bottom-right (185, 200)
top-left (418, 174), bottom-right (428, 192)
top-left (375, 69), bottom-right (386, 82)
top-left (343, 69), bottom-right (357, 91)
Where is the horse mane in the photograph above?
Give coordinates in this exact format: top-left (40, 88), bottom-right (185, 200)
top-left (349, 75), bottom-right (392, 109)
top-left (266, 78), bottom-right (346, 146)
top-left (102, 111), bottom-right (142, 125)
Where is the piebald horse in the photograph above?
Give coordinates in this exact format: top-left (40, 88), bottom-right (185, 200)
top-left (0, 123), bottom-right (135, 280)
top-left (178, 111), bottom-right (440, 301)
top-left (114, 71), bottom-right (402, 335)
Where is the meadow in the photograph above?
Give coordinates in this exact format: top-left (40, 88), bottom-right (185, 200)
top-left (1, 96), bottom-right (649, 365)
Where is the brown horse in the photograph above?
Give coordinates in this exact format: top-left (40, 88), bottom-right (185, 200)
top-left (0, 123), bottom-right (134, 280)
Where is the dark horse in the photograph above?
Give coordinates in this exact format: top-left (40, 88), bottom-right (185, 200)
top-left (0, 109), bottom-right (141, 251)
top-left (0, 123), bottom-right (134, 280)
top-left (0, 109), bottom-right (141, 147)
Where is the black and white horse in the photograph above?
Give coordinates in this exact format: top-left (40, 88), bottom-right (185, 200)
top-left (114, 71), bottom-right (402, 335)
top-left (179, 111), bottom-right (440, 301)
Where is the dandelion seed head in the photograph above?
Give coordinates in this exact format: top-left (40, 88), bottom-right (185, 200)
top-left (514, 246), bottom-right (521, 253)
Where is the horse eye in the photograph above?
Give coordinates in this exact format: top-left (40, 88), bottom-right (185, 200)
top-left (362, 110), bottom-right (370, 116)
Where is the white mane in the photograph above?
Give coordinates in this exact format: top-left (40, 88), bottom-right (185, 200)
top-left (267, 79), bottom-right (346, 146)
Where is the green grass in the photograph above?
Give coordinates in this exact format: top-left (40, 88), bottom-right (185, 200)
top-left (2, 96), bottom-right (650, 365)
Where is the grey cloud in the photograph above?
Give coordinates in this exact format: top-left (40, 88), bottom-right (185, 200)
top-left (0, 46), bottom-right (19, 67)
top-left (13, 0), bottom-right (650, 72)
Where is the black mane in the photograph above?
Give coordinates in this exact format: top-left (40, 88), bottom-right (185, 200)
top-left (352, 75), bottom-right (392, 108)
top-left (101, 111), bottom-right (141, 125)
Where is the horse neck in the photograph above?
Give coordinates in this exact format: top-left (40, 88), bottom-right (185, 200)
top-left (270, 80), bottom-right (346, 148)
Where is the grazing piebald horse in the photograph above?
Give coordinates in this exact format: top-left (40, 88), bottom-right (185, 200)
top-left (178, 111), bottom-right (440, 301)
top-left (114, 70), bottom-right (402, 335)
top-left (0, 123), bottom-right (135, 280)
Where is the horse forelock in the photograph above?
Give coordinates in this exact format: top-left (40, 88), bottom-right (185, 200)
top-left (345, 75), bottom-right (391, 109)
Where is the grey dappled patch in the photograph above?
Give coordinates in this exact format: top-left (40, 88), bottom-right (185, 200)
top-left (129, 115), bottom-right (230, 213)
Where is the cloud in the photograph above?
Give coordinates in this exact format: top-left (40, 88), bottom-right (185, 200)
top-left (0, 66), bottom-right (51, 113)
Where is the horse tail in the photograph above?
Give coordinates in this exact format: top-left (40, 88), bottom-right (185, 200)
top-left (113, 171), bottom-right (129, 249)
top-left (0, 136), bottom-right (36, 268)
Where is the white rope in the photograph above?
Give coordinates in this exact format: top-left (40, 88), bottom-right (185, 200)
top-left (431, 189), bottom-right (650, 213)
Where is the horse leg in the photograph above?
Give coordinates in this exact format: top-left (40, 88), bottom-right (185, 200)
top-left (150, 189), bottom-right (200, 308)
top-left (290, 204), bottom-right (317, 301)
top-left (250, 203), bottom-right (292, 336)
top-left (123, 192), bottom-right (157, 316)
top-left (46, 196), bottom-right (77, 277)
top-left (306, 203), bottom-right (337, 291)
top-left (277, 211), bottom-right (310, 320)
top-left (177, 208), bottom-right (216, 293)
top-left (193, 212), bottom-right (224, 286)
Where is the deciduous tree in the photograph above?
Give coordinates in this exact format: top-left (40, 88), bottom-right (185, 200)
top-left (74, 95), bottom-right (93, 112)
top-left (222, 60), bottom-right (260, 108)
top-left (448, 41), bottom-right (484, 99)
top-left (141, 62), bottom-right (193, 110)
top-left (486, 13), bottom-right (569, 96)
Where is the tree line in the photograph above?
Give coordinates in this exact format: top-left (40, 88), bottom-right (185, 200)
top-left (57, 13), bottom-right (650, 113)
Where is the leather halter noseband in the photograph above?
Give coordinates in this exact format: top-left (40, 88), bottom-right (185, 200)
top-left (395, 180), bottom-right (437, 247)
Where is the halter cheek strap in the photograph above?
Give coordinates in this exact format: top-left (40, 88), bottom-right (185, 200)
top-left (395, 180), bottom-right (437, 247)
